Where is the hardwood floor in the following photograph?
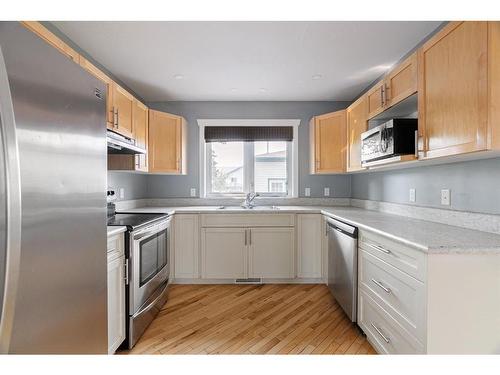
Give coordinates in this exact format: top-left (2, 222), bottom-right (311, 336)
top-left (121, 284), bottom-right (376, 355)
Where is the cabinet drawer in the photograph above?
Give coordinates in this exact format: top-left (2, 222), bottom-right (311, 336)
top-left (200, 213), bottom-right (295, 228)
top-left (359, 290), bottom-right (424, 354)
top-left (359, 230), bottom-right (426, 281)
top-left (107, 233), bottom-right (125, 257)
top-left (359, 250), bottom-right (426, 342)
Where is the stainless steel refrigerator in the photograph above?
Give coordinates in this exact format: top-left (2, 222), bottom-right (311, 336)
top-left (0, 22), bottom-right (108, 353)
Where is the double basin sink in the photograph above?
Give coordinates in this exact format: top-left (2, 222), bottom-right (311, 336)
top-left (217, 205), bottom-right (281, 211)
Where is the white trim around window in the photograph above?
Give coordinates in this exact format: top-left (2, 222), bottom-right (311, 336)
top-left (197, 119), bottom-right (300, 198)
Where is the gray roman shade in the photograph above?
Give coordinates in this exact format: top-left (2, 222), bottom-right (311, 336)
top-left (204, 126), bottom-right (293, 143)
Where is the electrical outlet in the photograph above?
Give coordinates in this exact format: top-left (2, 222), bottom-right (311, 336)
top-left (190, 188), bottom-right (196, 197)
top-left (119, 188), bottom-right (125, 199)
top-left (324, 187), bottom-right (330, 197)
top-left (441, 189), bottom-right (450, 206)
top-left (409, 188), bottom-right (416, 203)
top-left (304, 187), bottom-right (311, 197)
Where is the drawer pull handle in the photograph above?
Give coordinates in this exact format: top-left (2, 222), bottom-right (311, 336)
top-left (371, 322), bottom-right (390, 343)
top-left (371, 279), bottom-right (391, 294)
top-left (366, 242), bottom-right (391, 254)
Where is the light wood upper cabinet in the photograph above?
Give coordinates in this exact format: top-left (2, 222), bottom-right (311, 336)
top-left (418, 22), bottom-right (489, 159)
top-left (310, 109), bottom-right (347, 174)
top-left (112, 84), bottom-right (135, 139)
top-left (346, 96), bottom-right (368, 172)
top-left (366, 52), bottom-right (417, 120)
top-left (133, 100), bottom-right (149, 171)
top-left (79, 56), bottom-right (115, 128)
top-left (148, 109), bottom-right (187, 174)
top-left (21, 21), bottom-right (79, 63)
top-left (366, 81), bottom-right (386, 119)
top-left (385, 52), bottom-right (418, 108)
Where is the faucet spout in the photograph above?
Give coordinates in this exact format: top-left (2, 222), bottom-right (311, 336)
top-left (242, 192), bottom-right (259, 208)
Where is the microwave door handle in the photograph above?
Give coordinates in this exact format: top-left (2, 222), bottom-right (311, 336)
top-left (0, 46), bottom-right (22, 354)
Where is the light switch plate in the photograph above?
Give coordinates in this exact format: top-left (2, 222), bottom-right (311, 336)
top-left (304, 187), bottom-right (311, 197)
top-left (190, 188), bottom-right (196, 197)
top-left (324, 187), bottom-right (330, 197)
top-left (119, 188), bottom-right (125, 199)
top-left (441, 189), bottom-right (450, 205)
top-left (409, 188), bottom-right (416, 203)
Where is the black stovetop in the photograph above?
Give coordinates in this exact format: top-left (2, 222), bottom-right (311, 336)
top-left (107, 213), bottom-right (168, 230)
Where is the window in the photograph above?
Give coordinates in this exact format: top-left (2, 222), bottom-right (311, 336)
top-left (207, 142), bottom-right (244, 194)
top-left (205, 141), bottom-right (291, 197)
top-left (199, 119), bottom-right (300, 198)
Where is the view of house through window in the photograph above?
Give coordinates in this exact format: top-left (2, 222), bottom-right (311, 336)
top-left (254, 141), bottom-right (287, 194)
top-left (209, 142), bottom-right (244, 193)
top-left (207, 141), bottom-right (289, 196)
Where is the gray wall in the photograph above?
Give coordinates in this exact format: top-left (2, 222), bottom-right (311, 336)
top-left (146, 101), bottom-right (352, 198)
top-left (108, 172), bottom-right (148, 201)
top-left (352, 157), bottom-right (500, 215)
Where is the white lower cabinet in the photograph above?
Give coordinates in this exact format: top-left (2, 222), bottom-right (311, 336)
top-left (358, 290), bottom-right (424, 354)
top-left (173, 214), bottom-right (200, 279)
top-left (201, 224), bottom-right (296, 280)
top-left (201, 228), bottom-right (247, 279)
top-left (107, 232), bottom-right (126, 354)
top-left (358, 228), bottom-right (500, 354)
top-left (297, 214), bottom-right (323, 278)
top-left (248, 227), bottom-right (294, 279)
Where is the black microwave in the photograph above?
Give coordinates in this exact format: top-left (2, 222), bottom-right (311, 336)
top-left (361, 119), bottom-right (418, 164)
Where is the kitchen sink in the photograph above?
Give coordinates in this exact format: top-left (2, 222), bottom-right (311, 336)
top-left (217, 205), bottom-right (280, 210)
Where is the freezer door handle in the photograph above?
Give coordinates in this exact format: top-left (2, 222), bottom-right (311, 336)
top-left (0, 46), bottom-right (23, 354)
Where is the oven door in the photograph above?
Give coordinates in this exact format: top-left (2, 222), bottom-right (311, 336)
top-left (130, 217), bottom-right (170, 314)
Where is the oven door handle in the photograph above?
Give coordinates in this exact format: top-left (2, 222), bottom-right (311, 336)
top-left (134, 229), bottom-right (157, 241)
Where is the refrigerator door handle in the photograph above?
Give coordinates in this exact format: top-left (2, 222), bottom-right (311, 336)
top-left (0, 46), bottom-right (23, 354)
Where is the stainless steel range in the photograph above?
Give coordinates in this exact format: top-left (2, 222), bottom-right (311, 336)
top-left (108, 207), bottom-right (171, 349)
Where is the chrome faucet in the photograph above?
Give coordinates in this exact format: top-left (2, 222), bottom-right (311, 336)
top-left (242, 192), bottom-right (259, 209)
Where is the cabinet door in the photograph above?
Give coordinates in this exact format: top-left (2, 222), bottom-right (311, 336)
top-left (297, 214), bottom-right (323, 278)
top-left (174, 214), bottom-right (200, 279)
top-left (347, 96), bottom-right (368, 172)
top-left (133, 100), bottom-right (149, 171)
top-left (148, 110), bottom-right (187, 174)
top-left (310, 110), bottom-right (346, 174)
top-left (201, 228), bottom-right (247, 279)
top-left (248, 227), bottom-right (294, 279)
top-left (366, 81), bottom-right (386, 119)
top-left (79, 56), bottom-right (115, 129)
top-left (385, 52), bottom-right (417, 108)
top-left (107, 255), bottom-right (125, 354)
top-left (418, 21), bottom-right (488, 159)
top-left (113, 84), bottom-right (134, 139)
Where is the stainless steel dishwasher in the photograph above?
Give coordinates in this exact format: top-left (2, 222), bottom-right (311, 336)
top-left (326, 217), bottom-right (358, 322)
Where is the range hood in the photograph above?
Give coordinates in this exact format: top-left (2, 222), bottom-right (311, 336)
top-left (107, 130), bottom-right (146, 154)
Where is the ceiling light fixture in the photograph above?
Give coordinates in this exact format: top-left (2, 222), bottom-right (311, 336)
top-left (230, 88), bottom-right (237, 92)
top-left (173, 74), bottom-right (184, 80)
top-left (259, 88), bottom-right (267, 93)
top-left (312, 74), bottom-right (323, 80)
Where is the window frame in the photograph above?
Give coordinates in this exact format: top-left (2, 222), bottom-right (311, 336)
top-left (198, 119), bottom-right (300, 198)
top-left (205, 141), bottom-right (291, 198)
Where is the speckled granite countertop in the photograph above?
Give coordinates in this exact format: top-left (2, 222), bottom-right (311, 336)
top-left (107, 226), bottom-right (127, 237)
top-left (118, 206), bottom-right (500, 254)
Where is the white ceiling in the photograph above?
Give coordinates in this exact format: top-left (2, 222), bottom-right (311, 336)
top-left (52, 21), bottom-right (441, 102)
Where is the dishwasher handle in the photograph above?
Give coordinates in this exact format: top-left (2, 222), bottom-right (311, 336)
top-left (326, 217), bottom-right (358, 239)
